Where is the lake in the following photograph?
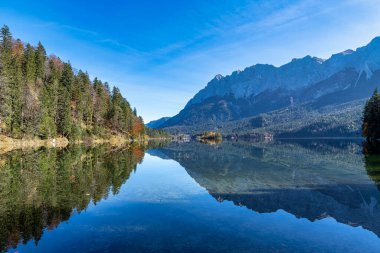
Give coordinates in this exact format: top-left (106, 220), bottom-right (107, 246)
top-left (1, 140), bottom-right (380, 253)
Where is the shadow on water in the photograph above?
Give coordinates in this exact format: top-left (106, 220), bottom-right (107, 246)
top-left (149, 139), bottom-right (380, 238)
top-left (0, 144), bottom-right (147, 253)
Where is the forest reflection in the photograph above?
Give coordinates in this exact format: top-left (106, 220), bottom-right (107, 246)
top-left (363, 140), bottom-right (380, 191)
top-left (0, 144), bottom-right (148, 252)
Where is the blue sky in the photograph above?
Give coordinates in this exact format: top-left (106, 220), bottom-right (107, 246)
top-left (1, 0), bottom-right (380, 122)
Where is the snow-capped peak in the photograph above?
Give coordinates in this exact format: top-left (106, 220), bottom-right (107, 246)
top-left (340, 49), bottom-right (354, 55)
top-left (214, 74), bottom-right (223, 80)
top-left (186, 36), bottom-right (380, 107)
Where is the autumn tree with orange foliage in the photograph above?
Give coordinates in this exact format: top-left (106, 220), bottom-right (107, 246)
top-left (131, 116), bottom-right (145, 138)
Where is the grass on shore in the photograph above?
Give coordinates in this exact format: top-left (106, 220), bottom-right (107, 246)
top-left (0, 134), bottom-right (139, 154)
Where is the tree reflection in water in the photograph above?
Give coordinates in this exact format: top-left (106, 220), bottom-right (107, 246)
top-left (363, 140), bottom-right (380, 190)
top-left (0, 144), bottom-right (146, 252)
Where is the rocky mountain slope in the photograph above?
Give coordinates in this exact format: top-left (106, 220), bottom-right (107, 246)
top-left (153, 37), bottom-right (380, 137)
top-left (145, 117), bottom-right (170, 128)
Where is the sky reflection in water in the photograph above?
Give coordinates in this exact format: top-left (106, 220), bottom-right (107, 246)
top-left (3, 140), bottom-right (380, 253)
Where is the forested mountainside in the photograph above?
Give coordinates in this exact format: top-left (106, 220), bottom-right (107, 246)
top-left (0, 25), bottom-right (146, 141)
top-left (163, 99), bottom-right (364, 138)
top-left (154, 37), bottom-right (380, 137)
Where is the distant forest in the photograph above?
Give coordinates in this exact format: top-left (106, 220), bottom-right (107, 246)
top-left (0, 25), bottom-right (164, 140)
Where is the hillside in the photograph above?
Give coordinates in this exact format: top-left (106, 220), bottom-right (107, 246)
top-left (146, 117), bottom-right (170, 129)
top-left (163, 99), bottom-right (364, 138)
top-left (0, 25), bottom-right (146, 141)
top-left (157, 37), bottom-right (380, 137)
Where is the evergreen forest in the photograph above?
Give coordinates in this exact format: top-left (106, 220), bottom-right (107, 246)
top-left (0, 25), bottom-right (151, 141)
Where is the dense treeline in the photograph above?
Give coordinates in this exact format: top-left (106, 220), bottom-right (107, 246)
top-left (144, 127), bottom-right (170, 138)
top-left (0, 25), bottom-right (147, 140)
top-left (362, 89), bottom-right (380, 141)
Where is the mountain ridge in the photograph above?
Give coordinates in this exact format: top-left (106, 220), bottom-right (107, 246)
top-left (154, 36), bottom-right (380, 136)
top-left (186, 36), bottom-right (380, 107)
top-left (145, 117), bottom-right (170, 128)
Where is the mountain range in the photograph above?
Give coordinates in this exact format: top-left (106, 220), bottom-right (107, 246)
top-left (149, 37), bottom-right (380, 137)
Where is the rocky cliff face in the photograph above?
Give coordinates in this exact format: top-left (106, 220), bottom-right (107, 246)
top-left (187, 37), bottom-right (380, 106)
top-left (160, 37), bottom-right (380, 131)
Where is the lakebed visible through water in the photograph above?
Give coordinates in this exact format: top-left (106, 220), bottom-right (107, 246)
top-left (1, 140), bottom-right (380, 252)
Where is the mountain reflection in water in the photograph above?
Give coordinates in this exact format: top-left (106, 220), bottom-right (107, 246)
top-left (149, 140), bottom-right (380, 238)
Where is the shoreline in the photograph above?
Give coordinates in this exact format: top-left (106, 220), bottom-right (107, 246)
top-left (0, 135), bottom-right (70, 154)
top-left (2, 134), bottom-right (362, 154)
top-left (0, 135), bottom-right (169, 154)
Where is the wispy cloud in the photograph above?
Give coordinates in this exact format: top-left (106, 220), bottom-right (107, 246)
top-left (3, 0), bottom-right (380, 122)
top-left (60, 24), bottom-right (99, 36)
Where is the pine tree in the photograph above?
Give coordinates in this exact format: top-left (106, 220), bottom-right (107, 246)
top-left (22, 43), bottom-right (40, 136)
top-left (81, 72), bottom-right (93, 127)
top-left (57, 86), bottom-right (72, 137)
top-left (110, 87), bottom-right (123, 131)
top-left (24, 44), bottom-right (36, 83)
top-left (38, 58), bottom-right (59, 138)
top-left (39, 107), bottom-right (56, 139)
top-left (0, 25), bottom-right (13, 133)
top-left (57, 63), bottom-right (74, 137)
top-left (363, 88), bottom-right (380, 141)
top-left (35, 42), bottom-right (46, 84)
top-left (72, 70), bottom-right (84, 124)
top-left (9, 39), bottom-right (24, 137)
top-left (93, 78), bottom-right (105, 124)
top-left (60, 62), bottom-right (74, 92)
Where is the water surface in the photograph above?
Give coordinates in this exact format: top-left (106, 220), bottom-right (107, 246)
top-left (1, 140), bottom-right (380, 252)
